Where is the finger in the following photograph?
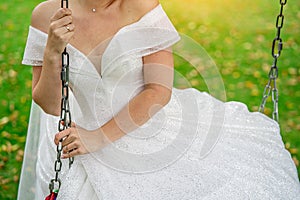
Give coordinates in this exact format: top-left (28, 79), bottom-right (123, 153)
top-left (61, 136), bottom-right (73, 147)
top-left (71, 121), bottom-right (76, 127)
top-left (63, 24), bottom-right (75, 33)
top-left (61, 132), bottom-right (76, 147)
top-left (54, 128), bottom-right (71, 145)
top-left (50, 15), bottom-right (73, 31)
top-left (62, 148), bottom-right (82, 159)
top-left (60, 120), bottom-right (76, 127)
top-left (50, 8), bottom-right (72, 22)
top-left (50, 27), bottom-right (75, 45)
top-left (50, 26), bottom-right (74, 43)
top-left (58, 15), bottom-right (73, 27)
top-left (62, 142), bottom-right (78, 154)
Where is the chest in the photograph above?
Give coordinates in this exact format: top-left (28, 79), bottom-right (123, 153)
top-left (69, 12), bottom-right (136, 56)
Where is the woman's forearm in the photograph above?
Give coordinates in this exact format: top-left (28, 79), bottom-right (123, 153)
top-left (32, 51), bottom-right (62, 116)
top-left (99, 86), bottom-right (172, 144)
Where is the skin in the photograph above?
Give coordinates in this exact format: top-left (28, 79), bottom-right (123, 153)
top-left (30, 0), bottom-right (175, 159)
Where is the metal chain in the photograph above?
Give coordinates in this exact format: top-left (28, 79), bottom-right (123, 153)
top-left (259, 0), bottom-right (287, 122)
top-left (48, 0), bottom-right (74, 194)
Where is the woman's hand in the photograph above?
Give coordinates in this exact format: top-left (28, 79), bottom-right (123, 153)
top-left (54, 122), bottom-right (109, 159)
top-left (46, 8), bottom-right (75, 56)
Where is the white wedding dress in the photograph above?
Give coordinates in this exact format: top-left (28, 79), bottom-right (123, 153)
top-left (18, 4), bottom-right (300, 200)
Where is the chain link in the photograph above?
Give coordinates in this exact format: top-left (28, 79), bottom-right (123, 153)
top-left (48, 0), bottom-right (74, 194)
top-left (61, 0), bottom-right (68, 8)
top-left (259, 0), bottom-right (287, 121)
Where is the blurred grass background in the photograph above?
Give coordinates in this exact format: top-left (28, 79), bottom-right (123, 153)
top-left (0, 0), bottom-right (299, 199)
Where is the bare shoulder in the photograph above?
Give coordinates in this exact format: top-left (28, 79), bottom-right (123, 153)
top-left (121, 0), bottom-right (159, 20)
top-left (31, 0), bottom-right (61, 33)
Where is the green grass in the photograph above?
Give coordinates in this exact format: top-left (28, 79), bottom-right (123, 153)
top-left (0, 0), bottom-right (299, 199)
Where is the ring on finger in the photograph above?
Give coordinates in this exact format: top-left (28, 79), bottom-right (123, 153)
top-left (65, 25), bottom-right (71, 31)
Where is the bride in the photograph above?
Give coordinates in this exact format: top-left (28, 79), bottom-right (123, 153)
top-left (18, 0), bottom-right (300, 199)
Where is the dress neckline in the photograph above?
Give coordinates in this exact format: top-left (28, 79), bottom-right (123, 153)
top-left (29, 4), bottom-right (162, 79)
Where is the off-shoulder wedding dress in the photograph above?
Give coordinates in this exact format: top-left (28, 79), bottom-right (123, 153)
top-left (18, 4), bottom-right (300, 200)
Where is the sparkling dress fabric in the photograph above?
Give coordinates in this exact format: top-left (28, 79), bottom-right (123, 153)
top-left (18, 4), bottom-right (300, 200)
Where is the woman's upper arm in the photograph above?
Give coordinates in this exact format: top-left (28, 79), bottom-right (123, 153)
top-left (142, 47), bottom-right (174, 94)
top-left (32, 66), bottom-right (42, 92)
top-left (30, 2), bottom-right (56, 93)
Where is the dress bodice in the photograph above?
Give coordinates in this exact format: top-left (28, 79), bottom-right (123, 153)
top-left (68, 49), bottom-right (145, 129)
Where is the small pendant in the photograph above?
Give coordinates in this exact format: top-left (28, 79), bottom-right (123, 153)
top-left (92, 8), bottom-right (96, 12)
